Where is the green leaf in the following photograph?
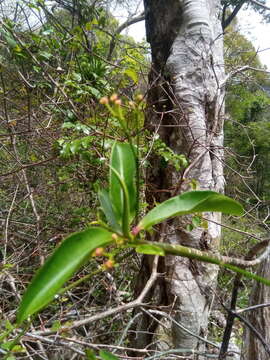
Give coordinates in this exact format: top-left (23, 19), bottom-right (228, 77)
top-left (109, 142), bottom-right (137, 225)
top-left (88, 86), bottom-right (101, 98)
top-left (51, 320), bottom-right (61, 331)
top-left (125, 69), bottom-right (138, 84)
top-left (38, 51), bottom-right (53, 60)
top-left (98, 189), bottom-right (122, 233)
top-left (192, 215), bottom-right (201, 228)
top-left (99, 350), bottom-right (119, 360)
top-left (139, 191), bottom-right (244, 230)
top-left (70, 139), bottom-right (81, 154)
top-left (17, 227), bottom-right (113, 324)
top-left (136, 244), bottom-right (165, 256)
top-left (85, 349), bottom-right (97, 359)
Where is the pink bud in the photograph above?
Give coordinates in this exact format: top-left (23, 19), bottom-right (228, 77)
top-left (131, 226), bottom-right (141, 236)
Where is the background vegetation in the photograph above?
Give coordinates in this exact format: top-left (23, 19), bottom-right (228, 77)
top-left (1, 0), bottom-right (270, 359)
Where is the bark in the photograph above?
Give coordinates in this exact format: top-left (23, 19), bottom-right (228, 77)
top-left (242, 257), bottom-right (270, 360)
top-left (133, 0), bottom-right (225, 355)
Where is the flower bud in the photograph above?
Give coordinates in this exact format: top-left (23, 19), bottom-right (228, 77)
top-left (99, 97), bottom-right (109, 105)
top-left (128, 101), bottom-right (135, 108)
top-left (114, 99), bottom-right (122, 106)
top-left (110, 93), bottom-right (118, 102)
top-left (112, 233), bottom-right (118, 241)
top-left (131, 226), bottom-right (141, 236)
top-left (93, 247), bottom-right (104, 256)
top-left (104, 259), bottom-right (114, 269)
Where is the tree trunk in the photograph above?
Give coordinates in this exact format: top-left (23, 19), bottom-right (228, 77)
top-left (133, 0), bottom-right (225, 355)
top-left (242, 257), bottom-right (270, 360)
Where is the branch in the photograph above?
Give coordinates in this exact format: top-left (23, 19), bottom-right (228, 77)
top-left (222, 1), bottom-right (246, 30)
top-left (0, 156), bottom-right (58, 178)
top-left (140, 239), bottom-right (270, 268)
top-left (226, 308), bottom-right (270, 355)
top-left (23, 333), bottom-right (85, 356)
top-left (219, 240), bottom-right (269, 359)
top-left (220, 65), bottom-right (270, 88)
top-left (250, 0), bottom-right (270, 11)
top-left (29, 255), bottom-right (159, 335)
top-left (107, 11), bottom-right (145, 60)
top-left (237, 302), bottom-right (270, 314)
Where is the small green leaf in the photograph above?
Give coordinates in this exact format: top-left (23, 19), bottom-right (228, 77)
top-left (88, 86), bottom-right (101, 98)
top-left (17, 227), bottom-right (113, 324)
top-left (1, 341), bottom-right (25, 352)
top-left (125, 69), bottom-right (138, 84)
top-left (192, 215), bottom-right (201, 228)
top-left (139, 191), bottom-right (244, 230)
top-left (136, 244), bottom-right (165, 256)
top-left (5, 320), bottom-right (13, 331)
top-left (70, 139), bottom-right (81, 154)
top-left (51, 320), bottom-right (61, 331)
top-left (11, 345), bottom-right (25, 353)
top-left (85, 349), bottom-right (97, 359)
top-left (109, 142), bottom-right (137, 226)
top-left (99, 350), bottom-right (120, 360)
top-left (38, 51), bottom-right (53, 60)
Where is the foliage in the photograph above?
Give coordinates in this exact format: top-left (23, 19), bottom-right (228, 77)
top-left (1, 0), bottom-right (270, 358)
top-left (0, 1), bottom-right (148, 357)
top-left (16, 128), bottom-right (245, 324)
top-left (224, 22), bottom-right (270, 212)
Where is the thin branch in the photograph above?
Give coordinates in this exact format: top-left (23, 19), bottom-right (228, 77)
top-left (219, 240), bottom-right (269, 359)
top-left (0, 156), bottom-right (57, 178)
top-left (227, 309), bottom-right (270, 355)
top-left (222, 1), bottom-right (246, 30)
top-left (237, 302), bottom-right (270, 314)
top-left (107, 11), bottom-right (145, 60)
top-left (31, 256), bottom-right (159, 335)
top-left (220, 66), bottom-right (270, 89)
top-left (23, 333), bottom-right (85, 356)
top-left (250, 0), bottom-right (270, 11)
top-left (3, 185), bottom-right (19, 264)
top-left (144, 309), bottom-right (221, 349)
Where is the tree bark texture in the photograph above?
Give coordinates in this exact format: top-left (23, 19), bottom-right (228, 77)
top-left (242, 257), bottom-right (270, 360)
top-left (134, 0), bottom-right (225, 355)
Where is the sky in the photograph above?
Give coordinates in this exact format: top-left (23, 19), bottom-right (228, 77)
top-left (238, 3), bottom-right (270, 69)
top-left (117, 2), bottom-right (270, 70)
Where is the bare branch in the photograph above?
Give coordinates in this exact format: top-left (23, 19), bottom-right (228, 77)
top-left (107, 11), bottom-right (145, 60)
top-left (250, 0), bottom-right (270, 11)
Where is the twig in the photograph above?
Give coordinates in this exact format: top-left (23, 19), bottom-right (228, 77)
top-left (237, 302), bottom-right (270, 314)
top-left (3, 185), bottom-right (19, 264)
top-left (219, 240), bottom-right (270, 359)
top-left (144, 309), bottom-right (220, 349)
top-left (23, 333), bottom-right (85, 356)
top-left (31, 256), bottom-right (159, 335)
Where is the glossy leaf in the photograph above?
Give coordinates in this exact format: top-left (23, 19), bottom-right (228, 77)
top-left (109, 167), bottom-right (130, 236)
top-left (139, 191), bottom-right (244, 230)
top-left (98, 188), bottom-right (121, 233)
top-left (109, 142), bottom-right (137, 224)
top-left (17, 227), bottom-right (113, 324)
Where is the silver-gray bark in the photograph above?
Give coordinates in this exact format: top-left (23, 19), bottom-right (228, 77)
top-left (133, 0), bottom-right (225, 355)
